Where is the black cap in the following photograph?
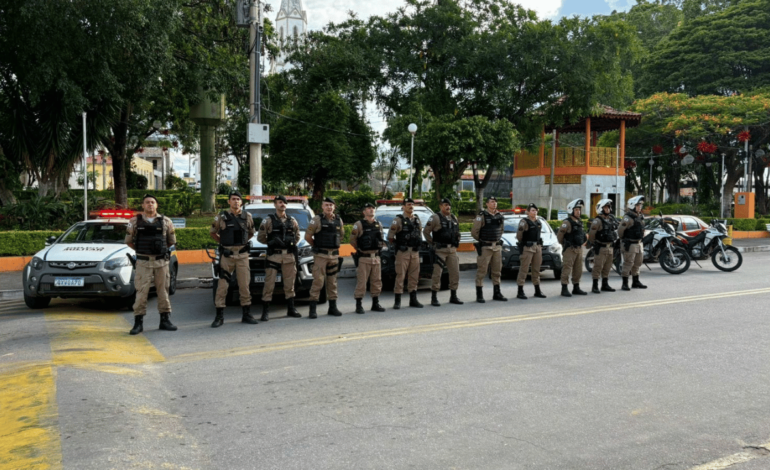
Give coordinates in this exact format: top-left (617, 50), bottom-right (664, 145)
top-left (229, 190), bottom-right (243, 200)
top-left (440, 198), bottom-right (452, 206)
top-left (142, 194), bottom-right (158, 203)
top-left (274, 195), bottom-right (287, 204)
top-left (527, 203), bottom-right (538, 210)
top-left (403, 198), bottom-right (415, 205)
top-left (323, 196), bottom-right (336, 205)
top-left (486, 196), bottom-right (497, 202)
top-left (362, 202), bottom-right (375, 209)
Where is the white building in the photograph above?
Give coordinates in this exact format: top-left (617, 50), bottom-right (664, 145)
top-left (270, 0), bottom-right (308, 74)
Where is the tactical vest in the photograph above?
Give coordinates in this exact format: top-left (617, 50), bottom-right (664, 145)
top-left (395, 214), bottom-right (422, 249)
top-left (314, 215), bottom-right (341, 249)
top-left (219, 211), bottom-right (249, 246)
top-left (433, 213), bottom-right (459, 247)
top-left (566, 216), bottom-right (586, 247)
top-left (521, 218), bottom-right (542, 244)
top-left (479, 211), bottom-right (504, 243)
top-left (357, 219), bottom-right (383, 251)
top-left (134, 214), bottom-right (167, 255)
top-left (623, 211), bottom-right (645, 240)
top-left (267, 214), bottom-right (297, 250)
top-left (596, 215), bottom-right (619, 243)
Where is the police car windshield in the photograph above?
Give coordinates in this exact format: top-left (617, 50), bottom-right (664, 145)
top-left (247, 208), bottom-right (313, 231)
top-left (59, 222), bottom-right (128, 244)
top-left (503, 216), bottom-right (551, 234)
top-left (376, 210), bottom-right (432, 228)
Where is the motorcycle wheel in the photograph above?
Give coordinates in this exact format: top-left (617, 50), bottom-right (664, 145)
top-left (659, 247), bottom-right (690, 274)
top-left (711, 245), bottom-right (742, 272)
top-left (584, 252), bottom-right (595, 273)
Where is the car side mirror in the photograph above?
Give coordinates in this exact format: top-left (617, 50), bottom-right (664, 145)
top-left (46, 236), bottom-right (57, 246)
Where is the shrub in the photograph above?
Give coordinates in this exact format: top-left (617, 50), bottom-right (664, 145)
top-left (726, 218), bottom-right (758, 231)
top-left (0, 230), bottom-right (63, 256)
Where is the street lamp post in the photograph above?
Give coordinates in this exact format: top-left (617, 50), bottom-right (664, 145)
top-left (720, 153), bottom-right (726, 218)
top-left (408, 123), bottom-right (417, 199)
top-left (648, 158), bottom-right (654, 203)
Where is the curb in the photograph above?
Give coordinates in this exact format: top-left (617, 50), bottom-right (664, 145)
top-left (735, 245), bottom-right (770, 253)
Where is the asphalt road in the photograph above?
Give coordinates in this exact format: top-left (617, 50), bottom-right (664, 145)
top-left (1, 252), bottom-right (770, 470)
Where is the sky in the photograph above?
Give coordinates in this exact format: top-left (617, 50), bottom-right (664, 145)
top-left (174, 0), bottom-right (637, 179)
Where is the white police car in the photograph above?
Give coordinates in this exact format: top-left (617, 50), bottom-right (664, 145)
top-left (22, 210), bottom-right (179, 309)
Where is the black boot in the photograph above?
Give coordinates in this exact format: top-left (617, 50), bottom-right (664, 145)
top-left (287, 298), bottom-right (301, 318)
top-left (493, 284), bottom-right (508, 301)
top-left (601, 278), bottom-right (616, 292)
top-left (450, 290), bottom-right (464, 305)
top-left (327, 300), bottom-right (342, 317)
top-left (159, 313), bottom-right (177, 331)
top-left (572, 284), bottom-right (588, 296)
top-left (431, 290), bottom-right (441, 307)
top-left (409, 291), bottom-right (423, 308)
top-left (592, 279), bottom-right (601, 294)
top-left (129, 315), bottom-right (143, 335)
top-left (632, 276), bottom-right (648, 289)
top-left (534, 285), bottom-right (546, 298)
top-left (242, 305), bottom-right (257, 324)
top-left (517, 286), bottom-right (528, 299)
top-left (355, 298), bottom-right (365, 314)
top-left (371, 297), bottom-right (385, 312)
top-left (561, 284), bottom-right (573, 297)
top-left (393, 294), bottom-right (401, 310)
top-left (212, 308), bottom-right (224, 328)
top-left (309, 301), bottom-right (317, 319)
top-left (622, 277), bottom-right (631, 291)
top-left (476, 286), bottom-right (485, 303)
top-left (261, 303), bottom-right (269, 322)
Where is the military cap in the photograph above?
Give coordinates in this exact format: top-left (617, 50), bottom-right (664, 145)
top-left (527, 203), bottom-right (538, 210)
top-left (323, 196), bottom-right (336, 205)
top-left (142, 194), bottom-right (159, 203)
top-left (362, 202), bottom-right (376, 209)
top-left (486, 195), bottom-right (497, 202)
top-left (440, 198), bottom-right (452, 206)
top-left (274, 195), bottom-right (288, 204)
top-left (229, 190), bottom-right (243, 200)
top-left (402, 198), bottom-right (415, 205)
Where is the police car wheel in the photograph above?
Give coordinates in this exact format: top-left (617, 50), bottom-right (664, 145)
top-left (24, 294), bottom-right (51, 309)
top-left (168, 264), bottom-right (178, 296)
top-left (117, 293), bottom-right (136, 310)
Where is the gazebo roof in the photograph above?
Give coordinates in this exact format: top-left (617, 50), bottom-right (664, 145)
top-left (544, 103), bottom-right (642, 134)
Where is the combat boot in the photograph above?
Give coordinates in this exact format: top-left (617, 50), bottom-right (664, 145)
top-left (355, 298), bottom-right (365, 314)
top-left (308, 301), bottom-right (317, 319)
top-left (393, 294), bottom-right (401, 310)
top-left (621, 277), bottom-right (631, 291)
top-left (572, 284), bottom-right (588, 295)
top-left (431, 290), bottom-right (441, 307)
top-left (371, 297), bottom-right (385, 312)
top-left (592, 279), bottom-right (601, 294)
top-left (534, 285), bottom-right (547, 298)
top-left (159, 313), bottom-right (177, 331)
top-left (327, 300), bottom-right (342, 317)
top-left (286, 298), bottom-right (301, 318)
top-left (561, 284), bottom-right (573, 297)
top-left (212, 308), bottom-right (224, 328)
top-left (450, 290), bottom-right (464, 305)
top-left (601, 278), bottom-right (616, 292)
top-left (476, 286), bottom-right (485, 303)
top-left (261, 303), bottom-right (269, 322)
top-left (242, 305), bottom-right (257, 324)
top-left (493, 284), bottom-right (508, 301)
top-left (129, 315), bottom-right (144, 335)
top-left (632, 276), bottom-right (647, 289)
top-left (517, 286), bottom-right (528, 299)
top-left (409, 291), bottom-right (423, 308)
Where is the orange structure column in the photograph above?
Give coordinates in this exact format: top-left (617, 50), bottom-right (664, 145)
top-left (585, 117), bottom-right (591, 172)
top-left (619, 120), bottom-right (626, 169)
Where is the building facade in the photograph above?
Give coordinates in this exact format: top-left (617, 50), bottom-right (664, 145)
top-left (270, 0), bottom-right (308, 74)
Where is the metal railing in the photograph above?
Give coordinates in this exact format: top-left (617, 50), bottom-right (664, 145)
top-left (515, 147), bottom-right (618, 170)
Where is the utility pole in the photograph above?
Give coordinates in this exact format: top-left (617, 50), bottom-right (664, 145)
top-left (249, 0), bottom-right (264, 200)
top-left (82, 113), bottom-right (88, 220)
top-left (547, 130), bottom-right (556, 220)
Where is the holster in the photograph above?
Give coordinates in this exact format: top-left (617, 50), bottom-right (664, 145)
top-left (623, 239), bottom-right (632, 251)
top-left (433, 253), bottom-right (446, 269)
top-left (217, 265), bottom-right (232, 282)
top-left (127, 253), bottom-right (137, 270)
top-left (266, 260), bottom-right (282, 271)
top-left (474, 242), bottom-right (482, 256)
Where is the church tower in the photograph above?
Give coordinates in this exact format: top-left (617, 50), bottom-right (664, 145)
top-left (270, 0), bottom-right (308, 74)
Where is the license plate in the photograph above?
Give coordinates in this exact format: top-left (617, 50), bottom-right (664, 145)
top-left (54, 277), bottom-right (84, 287)
top-left (254, 275), bottom-right (281, 283)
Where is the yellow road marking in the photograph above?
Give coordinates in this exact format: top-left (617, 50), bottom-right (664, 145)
top-left (168, 287), bottom-right (770, 364)
top-left (0, 365), bottom-right (61, 470)
top-left (689, 442), bottom-right (770, 469)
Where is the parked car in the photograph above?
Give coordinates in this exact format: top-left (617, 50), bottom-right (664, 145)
top-left (499, 214), bottom-right (563, 279)
top-left (646, 215), bottom-right (708, 237)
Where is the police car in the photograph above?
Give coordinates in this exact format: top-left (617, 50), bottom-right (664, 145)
top-left (499, 209), bottom-right (563, 279)
top-left (374, 200), bottom-right (449, 291)
top-left (22, 210), bottom-right (179, 309)
top-left (210, 196), bottom-right (320, 304)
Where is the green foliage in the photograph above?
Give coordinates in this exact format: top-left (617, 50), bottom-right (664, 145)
top-left (0, 231), bottom-right (63, 257)
top-left (165, 174), bottom-right (188, 191)
top-left (174, 228), bottom-right (213, 251)
top-left (725, 218), bottom-right (770, 231)
top-left (460, 191), bottom-right (475, 201)
top-left (217, 183), bottom-right (233, 196)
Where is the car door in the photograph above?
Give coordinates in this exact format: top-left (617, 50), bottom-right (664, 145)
top-left (681, 217), bottom-right (701, 236)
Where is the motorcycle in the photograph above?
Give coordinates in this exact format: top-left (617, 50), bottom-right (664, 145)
top-left (676, 218), bottom-right (743, 272)
top-left (584, 238), bottom-right (622, 276)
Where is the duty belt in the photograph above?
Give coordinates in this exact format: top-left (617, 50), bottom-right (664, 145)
top-left (624, 239), bottom-right (641, 242)
top-left (315, 248), bottom-right (339, 256)
top-left (136, 254), bottom-right (166, 261)
top-left (435, 243), bottom-right (457, 249)
top-left (596, 242), bottom-right (614, 247)
top-left (359, 252), bottom-right (379, 258)
top-left (270, 249), bottom-right (292, 254)
top-left (480, 240), bottom-right (503, 246)
top-left (398, 246), bottom-right (418, 252)
top-left (221, 245), bottom-right (249, 257)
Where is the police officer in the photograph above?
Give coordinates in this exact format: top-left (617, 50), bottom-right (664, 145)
top-left (350, 202), bottom-right (386, 314)
top-left (210, 190), bottom-right (257, 327)
top-left (387, 198), bottom-right (423, 309)
top-left (556, 199), bottom-right (588, 297)
top-left (516, 203), bottom-right (547, 300)
top-left (425, 198), bottom-right (463, 306)
top-left (587, 199), bottom-right (618, 293)
top-left (471, 196), bottom-right (507, 303)
top-left (305, 196), bottom-right (345, 319)
top-left (125, 194), bottom-right (177, 335)
top-left (257, 195), bottom-right (302, 320)
top-left (618, 195), bottom-right (648, 291)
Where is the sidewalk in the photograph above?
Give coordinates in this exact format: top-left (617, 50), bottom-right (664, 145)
top-left (730, 238), bottom-right (770, 252)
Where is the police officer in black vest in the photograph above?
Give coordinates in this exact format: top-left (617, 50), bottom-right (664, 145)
top-left (387, 198), bottom-right (424, 309)
top-left (618, 195), bottom-right (648, 290)
top-left (471, 196), bottom-right (507, 303)
top-left (587, 198), bottom-right (619, 293)
top-left (305, 197), bottom-right (345, 318)
top-left (516, 203), bottom-right (547, 300)
top-left (556, 198), bottom-right (588, 297)
top-left (350, 202), bottom-right (386, 313)
top-left (424, 198), bottom-right (463, 306)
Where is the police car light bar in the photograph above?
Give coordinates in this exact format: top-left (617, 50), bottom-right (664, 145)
top-left (247, 195), bottom-right (308, 202)
top-left (499, 208), bottom-right (525, 214)
top-left (375, 199), bottom-right (426, 205)
top-left (91, 210), bottom-right (136, 219)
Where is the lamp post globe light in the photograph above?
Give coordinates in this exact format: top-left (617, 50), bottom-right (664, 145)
top-left (408, 123), bottom-right (417, 199)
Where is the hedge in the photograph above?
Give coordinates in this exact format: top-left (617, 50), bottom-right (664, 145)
top-left (0, 231), bottom-right (63, 256)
